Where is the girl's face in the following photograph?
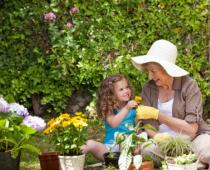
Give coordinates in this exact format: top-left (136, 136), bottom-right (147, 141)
top-left (113, 78), bottom-right (131, 102)
top-left (145, 64), bottom-right (172, 87)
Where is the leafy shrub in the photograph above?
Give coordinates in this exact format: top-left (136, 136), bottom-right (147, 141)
top-left (0, 0), bottom-right (209, 115)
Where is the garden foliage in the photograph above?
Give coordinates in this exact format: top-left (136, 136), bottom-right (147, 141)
top-left (0, 0), bottom-right (209, 115)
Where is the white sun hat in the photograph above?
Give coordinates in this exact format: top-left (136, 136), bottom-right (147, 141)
top-left (131, 39), bottom-right (189, 77)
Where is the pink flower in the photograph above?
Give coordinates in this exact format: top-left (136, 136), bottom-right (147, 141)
top-left (44, 12), bottom-right (56, 22)
top-left (69, 7), bottom-right (79, 15)
top-left (66, 21), bottom-right (73, 28)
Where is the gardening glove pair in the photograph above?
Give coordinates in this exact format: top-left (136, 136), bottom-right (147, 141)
top-left (136, 105), bottom-right (159, 120)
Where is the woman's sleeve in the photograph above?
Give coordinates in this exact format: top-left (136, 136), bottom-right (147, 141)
top-left (141, 84), bottom-right (152, 106)
top-left (184, 78), bottom-right (203, 123)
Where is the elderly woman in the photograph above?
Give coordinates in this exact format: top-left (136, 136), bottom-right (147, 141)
top-left (131, 39), bottom-right (210, 169)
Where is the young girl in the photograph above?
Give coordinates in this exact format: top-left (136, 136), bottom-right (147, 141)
top-left (81, 74), bottom-right (138, 161)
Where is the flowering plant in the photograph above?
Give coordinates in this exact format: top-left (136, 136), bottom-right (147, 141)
top-left (0, 97), bottom-right (46, 158)
top-left (134, 96), bottom-right (142, 104)
top-left (44, 6), bottom-right (79, 29)
top-left (44, 112), bottom-right (88, 155)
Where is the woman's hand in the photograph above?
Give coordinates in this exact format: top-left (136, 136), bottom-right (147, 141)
top-left (136, 105), bottom-right (159, 120)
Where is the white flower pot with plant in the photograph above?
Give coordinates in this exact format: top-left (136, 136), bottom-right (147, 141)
top-left (156, 135), bottom-right (198, 170)
top-left (166, 153), bottom-right (197, 170)
top-left (43, 112), bottom-right (88, 170)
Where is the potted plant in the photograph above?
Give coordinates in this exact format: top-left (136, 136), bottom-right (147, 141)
top-left (43, 112), bottom-right (88, 170)
top-left (0, 96), bottom-right (46, 170)
top-left (156, 135), bottom-right (198, 170)
top-left (104, 151), bottom-right (120, 168)
top-left (103, 121), bottom-right (155, 170)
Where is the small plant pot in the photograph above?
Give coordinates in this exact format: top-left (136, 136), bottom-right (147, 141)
top-left (129, 160), bottom-right (154, 170)
top-left (104, 152), bottom-right (120, 168)
top-left (58, 154), bottom-right (85, 170)
top-left (38, 152), bottom-right (60, 170)
top-left (166, 160), bottom-right (197, 170)
top-left (0, 151), bottom-right (21, 170)
top-left (140, 160), bottom-right (154, 170)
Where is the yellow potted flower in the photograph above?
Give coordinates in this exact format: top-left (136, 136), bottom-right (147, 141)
top-left (43, 112), bottom-right (88, 170)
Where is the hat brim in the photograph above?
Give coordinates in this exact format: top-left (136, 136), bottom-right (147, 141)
top-left (131, 55), bottom-right (189, 77)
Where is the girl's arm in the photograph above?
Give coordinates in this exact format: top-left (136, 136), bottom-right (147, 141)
top-left (106, 100), bottom-right (137, 128)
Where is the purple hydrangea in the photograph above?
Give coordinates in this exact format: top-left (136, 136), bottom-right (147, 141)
top-left (8, 103), bottom-right (29, 117)
top-left (69, 7), bottom-right (79, 15)
top-left (23, 115), bottom-right (46, 131)
top-left (0, 97), bottom-right (9, 112)
top-left (44, 12), bottom-right (56, 22)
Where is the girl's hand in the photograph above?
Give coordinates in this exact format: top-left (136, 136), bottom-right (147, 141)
top-left (125, 100), bottom-right (138, 110)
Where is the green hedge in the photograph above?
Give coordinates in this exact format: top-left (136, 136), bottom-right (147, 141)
top-left (0, 0), bottom-right (209, 115)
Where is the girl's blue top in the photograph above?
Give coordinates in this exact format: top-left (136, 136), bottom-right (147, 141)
top-left (104, 108), bottom-right (136, 144)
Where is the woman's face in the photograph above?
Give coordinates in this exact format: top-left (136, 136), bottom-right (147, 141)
top-left (113, 78), bottom-right (131, 102)
top-left (145, 64), bottom-right (172, 87)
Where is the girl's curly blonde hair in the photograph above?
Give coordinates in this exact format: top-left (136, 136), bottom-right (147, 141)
top-left (96, 74), bottom-right (134, 119)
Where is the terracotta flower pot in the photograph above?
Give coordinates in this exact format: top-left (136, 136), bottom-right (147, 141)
top-left (39, 152), bottom-right (60, 170)
top-left (129, 160), bottom-right (154, 170)
top-left (140, 160), bottom-right (154, 170)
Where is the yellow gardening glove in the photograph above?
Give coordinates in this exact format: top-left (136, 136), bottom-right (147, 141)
top-left (136, 105), bottom-right (159, 120)
top-left (154, 133), bottom-right (172, 143)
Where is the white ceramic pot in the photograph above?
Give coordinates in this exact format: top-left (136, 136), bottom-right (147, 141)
top-left (58, 154), bottom-right (85, 170)
top-left (167, 161), bottom-right (197, 170)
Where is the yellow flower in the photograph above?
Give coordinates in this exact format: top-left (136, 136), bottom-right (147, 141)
top-left (71, 116), bottom-right (87, 128)
top-left (43, 112), bottom-right (88, 155)
top-left (62, 120), bottom-right (72, 127)
top-left (59, 113), bottom-right (71, 119)
top-left (43, 126), bottom-right (56, 134)
top-left (47, 118), bottom-right (55, 126)
top-left (134, 96), bottom-right (142, 104)
top-left (43, 128), bottom-right (50, 134)
top-left (74, 121), bottom-right (87, 128)
top-left (75, 111), bottom-right (82, 115)
top-left (75, 112), bottom-right (86, 117)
